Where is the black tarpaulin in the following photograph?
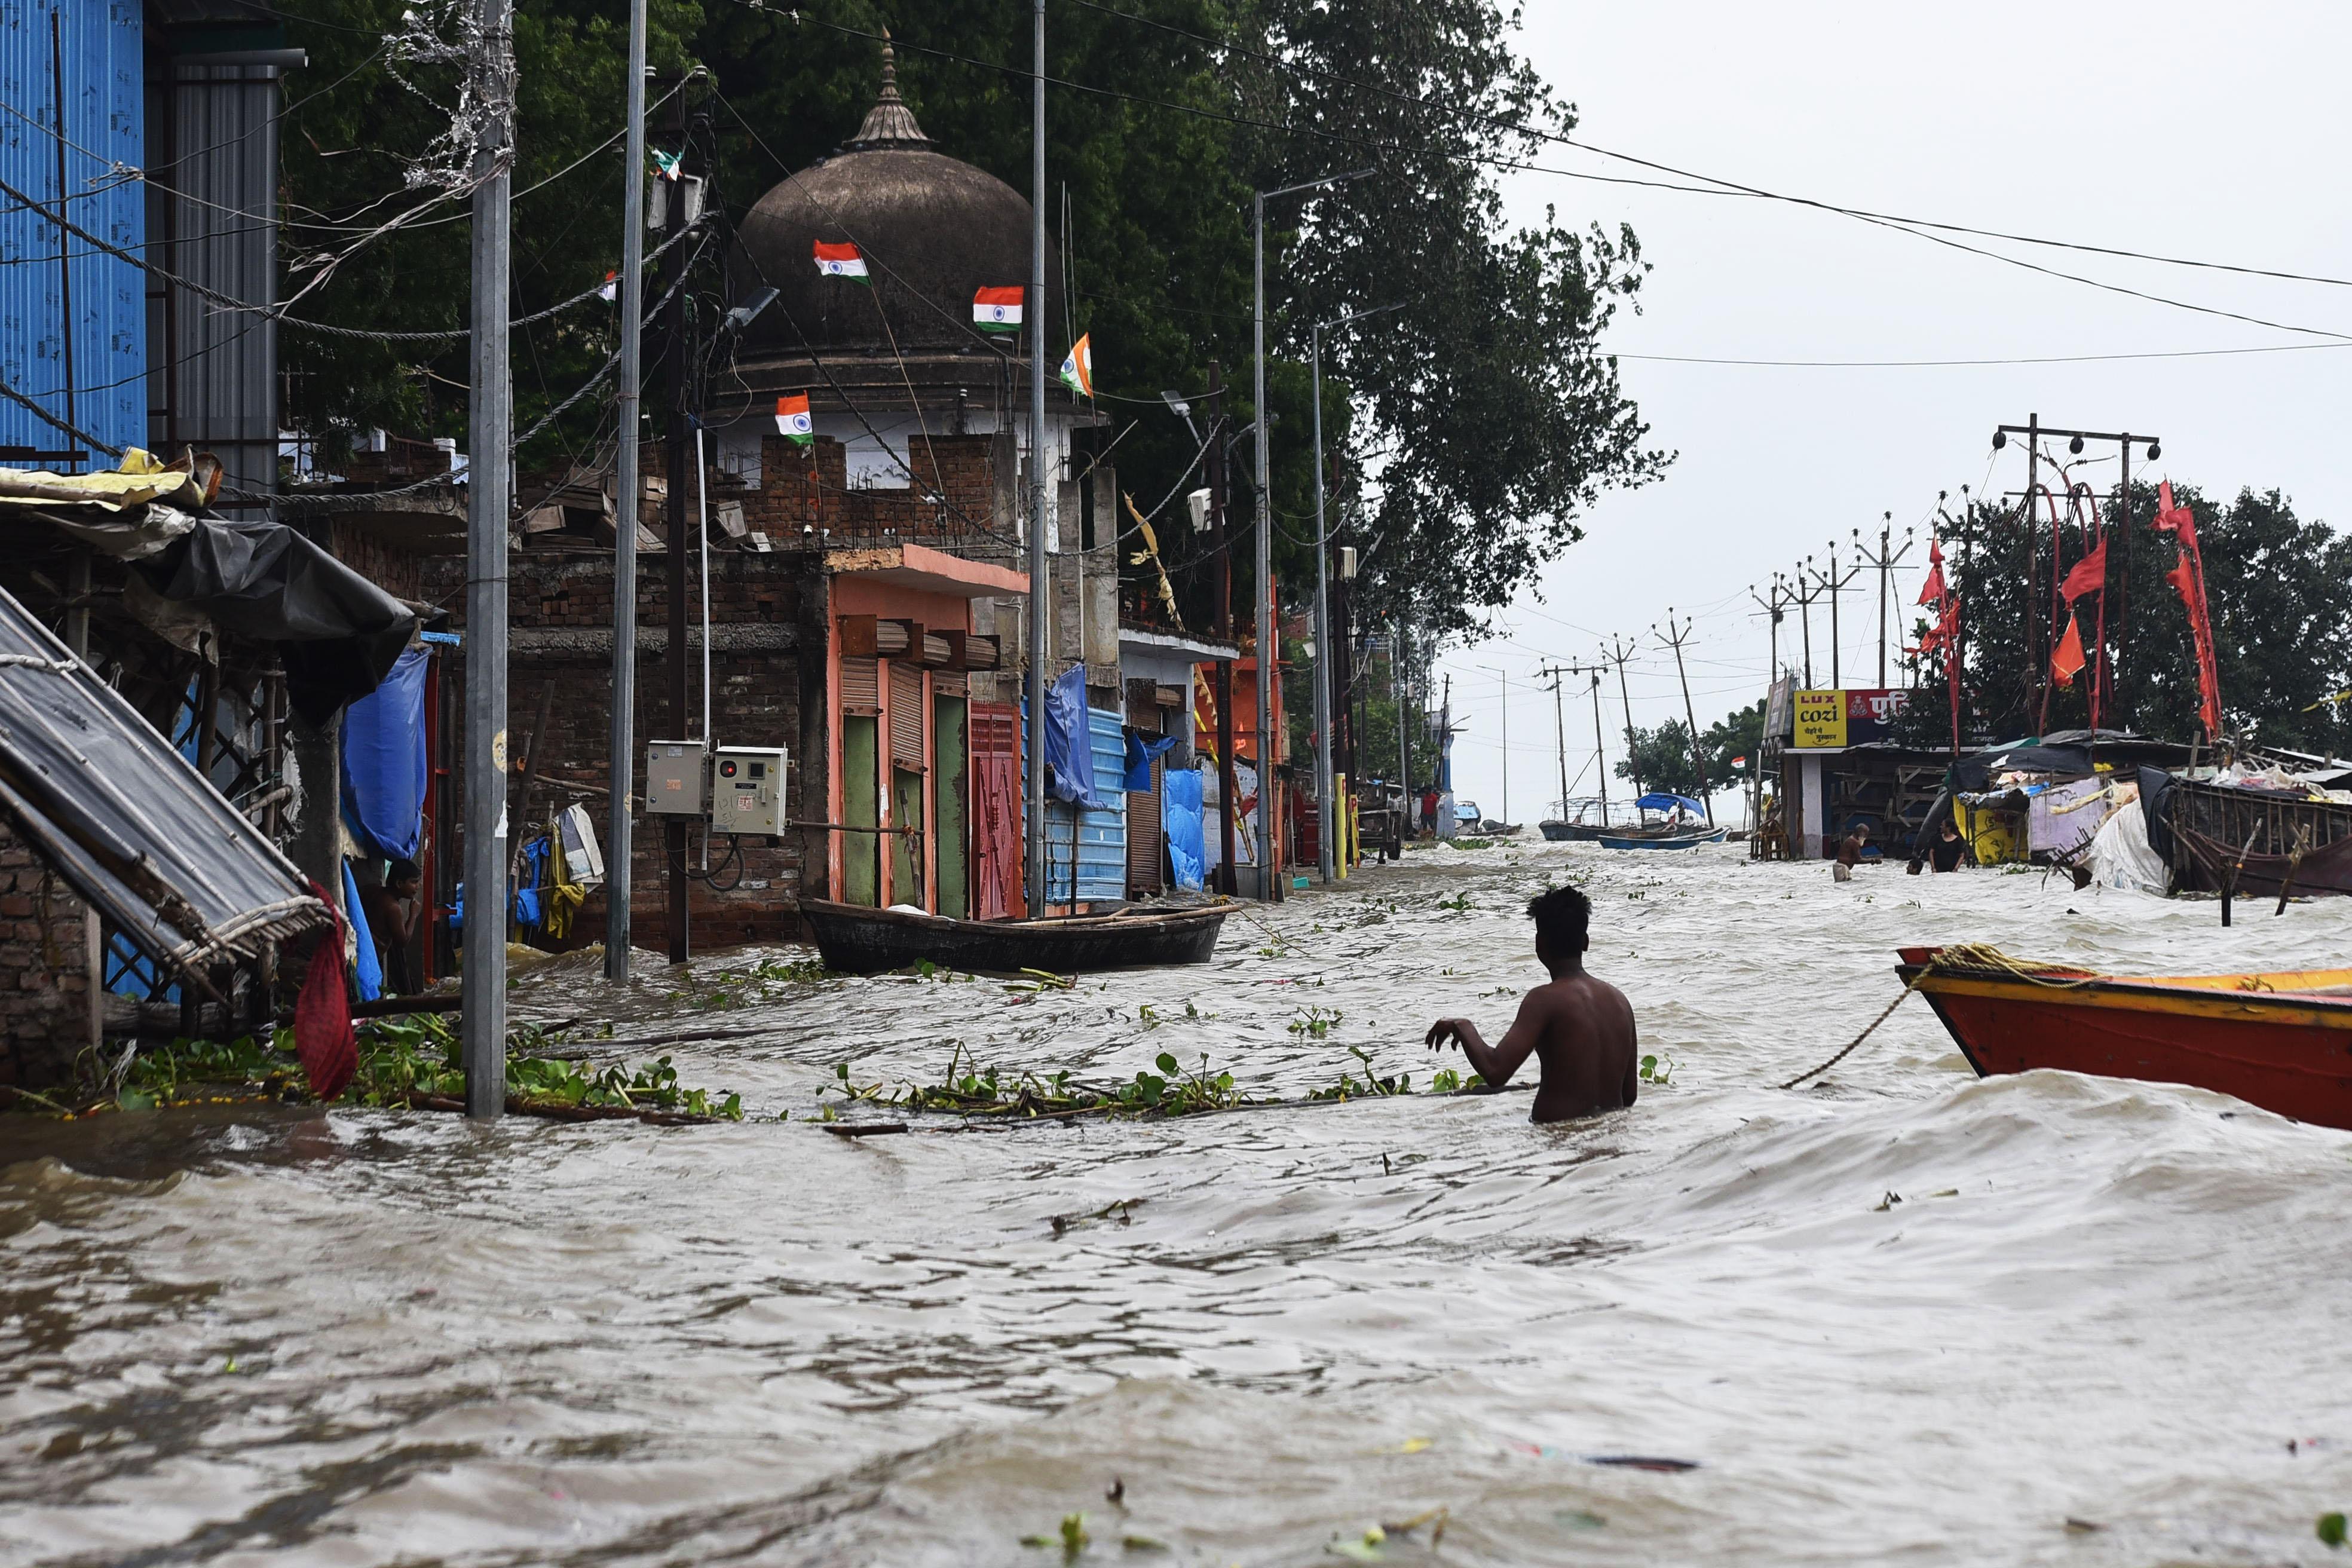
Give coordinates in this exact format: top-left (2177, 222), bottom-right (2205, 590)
top-left (0, 584), bottom-right (328, 979)
top-left (134, 516), bottom-right (417, 724)
top-left (1951, 743), bottom-right (2094, 792)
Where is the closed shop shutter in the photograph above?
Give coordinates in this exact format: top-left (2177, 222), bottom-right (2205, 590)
top-left (1126, 757), bottom-right (1163, 896)
top-left (889, 661), bottom-right (924, 767)
top-left (841, 656), bottom-right (879, 716)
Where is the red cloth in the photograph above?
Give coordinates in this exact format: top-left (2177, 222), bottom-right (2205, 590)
top-left (2059, 537), bottom-right (2108, 602)
top-left (2049, 608), bottom-right (2087, 688)
top-left (1916, 538), bottom-right (1946, 606)
top-left (2153, 482), bottom-right (2225, 738)
top-left (292, 881), bottom-right (356, 1100)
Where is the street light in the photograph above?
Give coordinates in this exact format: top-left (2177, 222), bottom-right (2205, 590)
top-left (1253, 166), bottom-right (1374, 898)
top-left (1310, 299), bottom-right (1402, 881)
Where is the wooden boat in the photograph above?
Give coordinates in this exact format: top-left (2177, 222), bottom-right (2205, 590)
top-left (800, 899), bottom-right (1230, 977)
top-left (1539, 820), bottom-right (1606, 842)
top-left (1595, 826), bottom-right (1728, 851)
top-left (1897, 944), bottom-right (2352, 1130)
top-left (2158, 773), bottom-right (2352, 900)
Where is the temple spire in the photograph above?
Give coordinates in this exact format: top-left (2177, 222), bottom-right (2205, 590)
top-left (849, 33), bottom-right (932, 149)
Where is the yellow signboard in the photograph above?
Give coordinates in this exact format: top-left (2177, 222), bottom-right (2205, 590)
top-left (1793, 689), bottom-right (1847, 749)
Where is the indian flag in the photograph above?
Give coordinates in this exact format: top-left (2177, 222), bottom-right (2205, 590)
top-left (973, 286), bottom-right (1023, 333)
top-left (1059, 333), bottom-right (1094, 397)
top-left (812, 241), bottom-right (868, 281)
top-left (774, 394), bottom-right (813, 445)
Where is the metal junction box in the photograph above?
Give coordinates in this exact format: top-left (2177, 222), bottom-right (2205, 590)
top-left (711, 746), bottom-right (789, 837)
top-left (645, 740), bottom-right (708, 815)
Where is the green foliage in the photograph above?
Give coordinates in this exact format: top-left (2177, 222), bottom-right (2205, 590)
top-left (272, 1), bottom-right (1657, 636)
top-left (2319, 1511), bottom-right (2347, 1548)
top-left (1288, 1005), bottom-right (1343, 1037)
top-left (1638, 1052), bottom-right (1676, 1086)
top-left (1309, 1045), bottom-right (1412, 1100)
top-left (97, 1015), bottom-right (743, 1120)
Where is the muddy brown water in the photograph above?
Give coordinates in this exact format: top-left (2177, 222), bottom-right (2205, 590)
top-left (5, 841), bottom-right (2351, 1564)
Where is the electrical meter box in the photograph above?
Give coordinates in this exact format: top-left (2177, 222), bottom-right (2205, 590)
top-left (710, 746), bottom-right (789, 837)
top-left (645, 740), bottom-right (708, 816)
top-left (705, 752), bottom-right (790, 841)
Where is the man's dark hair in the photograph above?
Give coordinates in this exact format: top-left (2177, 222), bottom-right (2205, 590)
top-left (387, 859), bottom-right (422, 890)
top-left (1527, 884), bottom-right (1591, 956)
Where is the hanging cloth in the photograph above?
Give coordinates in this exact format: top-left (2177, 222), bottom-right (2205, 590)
top-left (341, 860), bottom-right (383, 1003)
top-left (293, 880), bottom-right (357, 1100)
top-left (543, 831), bottom-right (586, 939)
top-left (2154, 482), bottom-right (2224, 739)
top-left (512, 836), bottom-right (549, 928)
top-left (1122, 727), bottom-right (1178, 793)
top-left (340, 645), bottom-right (431, 860)
top-left (1042, 663), bottom-right (1101, 806)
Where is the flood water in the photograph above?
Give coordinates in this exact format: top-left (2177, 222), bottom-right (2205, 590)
top-left (5, 840), bottom-right (2351, 1566)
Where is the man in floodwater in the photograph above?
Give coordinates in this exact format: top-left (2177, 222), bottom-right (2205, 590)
top-left (1424, 884), bottom-right (1638, 1122)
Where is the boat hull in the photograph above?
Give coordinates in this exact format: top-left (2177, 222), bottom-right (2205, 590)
top-left (801, 899), bottom-right (1230, 977)
top-left (1539, 822), bottom-right (1606, 842)
top-left (1597, 828), bottom-right (1728, 850)
top-left (1898, 945), bottom-right (2352, 1129)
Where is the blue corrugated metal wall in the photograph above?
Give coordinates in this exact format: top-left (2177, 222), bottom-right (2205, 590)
top-left (0, 0), bottom-right (145, 466)
top-left (1026, 703), bottom-right (1128, 906)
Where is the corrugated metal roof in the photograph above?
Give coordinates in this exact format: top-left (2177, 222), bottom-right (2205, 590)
top-left (0, 0), bottom-right (145, 466)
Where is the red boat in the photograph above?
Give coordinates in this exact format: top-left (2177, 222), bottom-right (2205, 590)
top-left (1897, 945), bottom-right (2352, 1130)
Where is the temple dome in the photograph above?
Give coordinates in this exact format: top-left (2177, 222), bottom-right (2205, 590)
top-left (733, 44), bottom-right (1064, 366)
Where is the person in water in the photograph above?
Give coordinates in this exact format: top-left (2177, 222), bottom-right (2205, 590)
top-left (1929, 817), bottom-right (1968, 873)
top-left (1833, 822), bottom-right (1872, 883)
top-left (1424, 884), bottom-right (1638, 1123)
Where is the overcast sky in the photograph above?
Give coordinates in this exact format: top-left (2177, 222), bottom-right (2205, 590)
top-left (1424, 2), bottom-right (2352, 823)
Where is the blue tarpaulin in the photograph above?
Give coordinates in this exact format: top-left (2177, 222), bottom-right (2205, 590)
top-left (1043, 663), bottom-right (1105, 807)
top-left (1634, 792), bottom-right (1707, 816)
top-left (1122, 728), bottom-right (1178, 793)
top-left (342, 646), bottom-right (431, 860)
top-left (341, 861), bottom-right (382, 1003)
top-left (1163, 765), bottom-right (1205, 892)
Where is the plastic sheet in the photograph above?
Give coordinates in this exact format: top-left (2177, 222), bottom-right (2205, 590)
top-left (2086, 798), bottom-right (2168, 894)
top-left (341, 647), bottom-right (431, 860)
top-left (1163, 765), bottom-right (1205, 893)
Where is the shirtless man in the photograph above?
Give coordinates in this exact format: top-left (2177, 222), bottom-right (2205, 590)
top-left (1423, 884), bottom-right (1639, 1123)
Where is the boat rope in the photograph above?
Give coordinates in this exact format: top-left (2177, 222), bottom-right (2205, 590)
top-left (1778, 942), bottom-right (2095, 1091)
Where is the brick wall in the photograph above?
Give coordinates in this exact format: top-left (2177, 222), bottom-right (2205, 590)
top-left (419, 547), bottom-right (826, 953)
top-left (0, 820), bottom-right (89, 1092)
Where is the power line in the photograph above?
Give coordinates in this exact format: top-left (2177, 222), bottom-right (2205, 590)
top-left (1057, 0), bottom-right (2352, 295)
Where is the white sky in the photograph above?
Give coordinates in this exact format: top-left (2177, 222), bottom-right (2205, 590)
top-left (1425, 2), bottom-right (2352, 823)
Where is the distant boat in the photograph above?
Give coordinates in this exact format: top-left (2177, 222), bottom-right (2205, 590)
top-left (1539, 820), bottom-right (1604, 841)
top-left (1596, 827), bottom-right (1728, 851)
top-left (1897, 944), bottom-right (2352, 1130)
top-left (800, 899), bottom-right (1229, 977)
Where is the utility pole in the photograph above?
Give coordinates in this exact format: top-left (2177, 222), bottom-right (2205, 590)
top-left (1814, 542), bottom-right (1860, 689)
top-left (461, 0), bottom-right (516, 1119)
top-left (1749, 576), bottom-right (1787, 684)
top-left (660, 88), bottom-right (697, 964)
top-left (1475, 665), bottom-right (1509, 826)
top-left (1395, 620), bottom-right (1410, 828)
top-left (1252, 167), bottom-right (1371, 899)
top-left (1656, 614), bottom-right (1712, 827)
top-left (1544, 663), bottom-right (1568, 822)
top-left (1851, 513), bottom-right (1914, 688)
top-left (1024, 0), bottom-right (1050, 914)
top-left (1551, 662), bottom-right (1610, 827)
top-left (1206, 362), bottom-right (1238, 895)
top-left (1787, 564), bottom-right (1821, 687)
top-left (603, 0), bottom-right (649, 982)
top-left (1603, 636), bottom-right (1642, 800)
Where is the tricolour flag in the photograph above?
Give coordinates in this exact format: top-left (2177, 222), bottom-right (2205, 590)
top-left (1058, 332), bottom-right (1094, 397)
top-left (774, 394), bottom-right (813, 445)
top-left (813, 241), bottom-right (869, 281)
top-left (596, 270), bottom-right (618, 302)
top-left (973, 286), bottom-right (1024, 332)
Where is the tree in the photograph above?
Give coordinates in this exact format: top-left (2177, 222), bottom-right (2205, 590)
top-left (270, 0), bottom-right (1661, 644)
top-left (1902, 481), bottom-right (2352, 755)
top-left (1618, 700), bottom-right (1759, 797)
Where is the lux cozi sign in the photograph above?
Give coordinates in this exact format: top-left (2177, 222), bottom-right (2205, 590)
top-left (1792, 688), bottom-right (1911, 749)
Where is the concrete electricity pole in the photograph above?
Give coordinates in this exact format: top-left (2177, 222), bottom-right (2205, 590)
top-left (1656, 614), bottom-right (1712, 827)
top-left (603, 0), bottom-right (648, 982)
top-left (1024, 0), bottom-right (1051, 913)
top-left (1813, 541), bottom-right (1861, 689)
top-left (1602, 635), bottom-right (1642, 800)
top-left (1851, 512), bottom-right (1916, 688)
top-left (462, 0), bottom-right (516, 1118)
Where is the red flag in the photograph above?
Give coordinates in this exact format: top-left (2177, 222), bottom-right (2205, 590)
top-left (1916, 537), bottom-right (1946, 606)
top-left (2060, 537), bottom-right (2108, 602)
top-left (2152, 482), bottom-right (2224, 738)
top-left (2049, 608), bottom-right (2087, 688)
top-left (292, 883), bottom-right (356, 1101)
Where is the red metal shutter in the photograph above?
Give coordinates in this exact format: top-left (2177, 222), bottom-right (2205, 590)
top-left (841, 656), bottom-right (879, 716)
